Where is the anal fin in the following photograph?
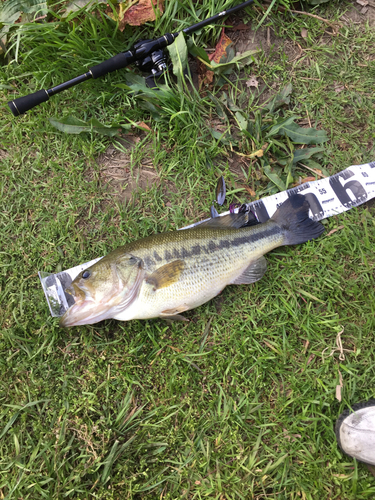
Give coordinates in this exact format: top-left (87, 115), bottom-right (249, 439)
top-left (160, 305), bottom-right (189, 315)
top-left (162, 315), bottom-right (189, 323)
top-left (231, 256), bottom-right (267, 285)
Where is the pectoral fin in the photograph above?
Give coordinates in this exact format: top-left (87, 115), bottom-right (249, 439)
top-left (146, 260), bottom-right (185, 290)
top-left (231, 256), bottom-right (267, 285)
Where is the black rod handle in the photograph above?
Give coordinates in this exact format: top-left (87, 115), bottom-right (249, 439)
top-left (7, 72), bottom-right (93, 116)
top-left (89, 50), bottom-right (135, 78)
top-left (8, 89), bottom-right (50, 117)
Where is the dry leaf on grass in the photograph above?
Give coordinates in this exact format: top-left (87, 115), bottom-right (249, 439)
top-left (236, 148), bottom-right (264, 159)
top-left (336, 370), bottom-right (343, 402)
top-left (243, 185), bottom-right (256, 197)
top-left (327, 225), bottom-right (345, 237)
top-left (209, 29), bottom-right (233, 63)
top-left (307, 354), bottom-right (315, 366)
top-left (136, 121), bottom-right (151, 131)
top-left (292, 176), bottom-right (316, 187)
top-left (301, 27), bottom-right (308, 38)
top-left (283, 429), bottom-right (302, 442)
top-left (120, 0), bottom-right (164, 29)
top-left (303, 339), bottom-right (309, 354)
top-left (246, 76), bottom-right (259, 88)
top-left (231, 22), bottom-right (250, 31)
top-left (334, 83), bottom-right (345, 93)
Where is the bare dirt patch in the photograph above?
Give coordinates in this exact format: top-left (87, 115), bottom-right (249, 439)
top-left (229, 24), bottom-right (298, 63)
top-left (341, 1), bottom-right (375, 27)
top-left (0, 149), bottom-right (9, 160)
top-left (95, 133), bottom-right (160, 202)
top-left (92, 132), bottom-right (179, 209)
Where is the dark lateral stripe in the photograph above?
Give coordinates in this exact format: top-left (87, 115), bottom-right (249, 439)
top-left (154, 226), bottom-right (282, 264)
top-left (153, 251), bottom-right (163, 262)
top-left (144, 256), bottom-right (156, 267)
top-left (233, 226), bottom-right (280, 247)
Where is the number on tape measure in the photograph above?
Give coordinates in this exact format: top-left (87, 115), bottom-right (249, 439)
top-left (329, 169), bottom-right (367, 206)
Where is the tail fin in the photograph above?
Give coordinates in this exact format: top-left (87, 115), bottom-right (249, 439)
top-left (271, 194), bottom-right (324, 245)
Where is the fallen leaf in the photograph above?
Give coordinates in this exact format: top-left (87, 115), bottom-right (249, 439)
top-left (243, 185), bottom-right (256, 197)
top-left (301, 27), bottom-right (308, 38)
top-left (199, 65), bottom-right (214, 86)
top-left (307, 354), bottom-right (315, 366)
top-left (236, 148), bottom-right (264, 159)
top-left (136, 121), bottom-right (151, 131)
top-left (327, 225), bottom-right (345, 237)
top-left (120, 0), bottom-right (164, 28)
top-left (252, 148), bottom-right (264, 158)
top-left (300, 176), bottom-right (316, 183)
top-left (356, 0), bottom-right (368, 5)
top-left (209, 28), bottom-right (233, 63)
top-left (246, 75), bottom-right (259, 88)
top-left (292, 176), bottom-right (316, 187)
top-left (168, 345), bottom-right (181, 352)
top-left (283, 429), bottom-right (302, 442)
top-left (303, 339), bottom-right (309, 353)
top-left (336, 369), bottom-right (343, 402)
top-left (334, 83), bottom-right (345, 93)
top-left (231, 22), bottom-right (250, 31)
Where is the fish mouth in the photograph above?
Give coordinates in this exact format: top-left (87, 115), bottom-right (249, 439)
top-left (59, 265), bottom-right (145, 328)
top-left (59, 298), bottom-right (107, 328)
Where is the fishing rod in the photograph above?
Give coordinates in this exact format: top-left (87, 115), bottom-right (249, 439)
top-left (8, 0), bottom-right (255, 117)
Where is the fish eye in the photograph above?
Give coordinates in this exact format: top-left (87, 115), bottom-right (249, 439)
top-left (129, 256), bottom-right (136, 263)
top-left (82, 270), bottom-right (91, 279)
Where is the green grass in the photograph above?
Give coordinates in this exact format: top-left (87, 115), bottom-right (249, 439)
top-left (1, 0), bottom-right (375, 498)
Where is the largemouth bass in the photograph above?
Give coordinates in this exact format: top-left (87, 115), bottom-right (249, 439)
top-left (60, 194), bottom-right (324, 327)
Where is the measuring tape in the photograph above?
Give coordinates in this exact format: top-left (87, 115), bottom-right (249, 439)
top-left (39, 161), bottom-right (375, 317)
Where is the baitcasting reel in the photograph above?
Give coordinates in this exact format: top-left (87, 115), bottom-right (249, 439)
top-left (133, 39), bottom-right (171, 87)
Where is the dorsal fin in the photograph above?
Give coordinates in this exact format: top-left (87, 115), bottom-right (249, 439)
top-left (197, 212), bottom-right (258, 230)
top-left (145, 260), bottom-right (185, 290)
